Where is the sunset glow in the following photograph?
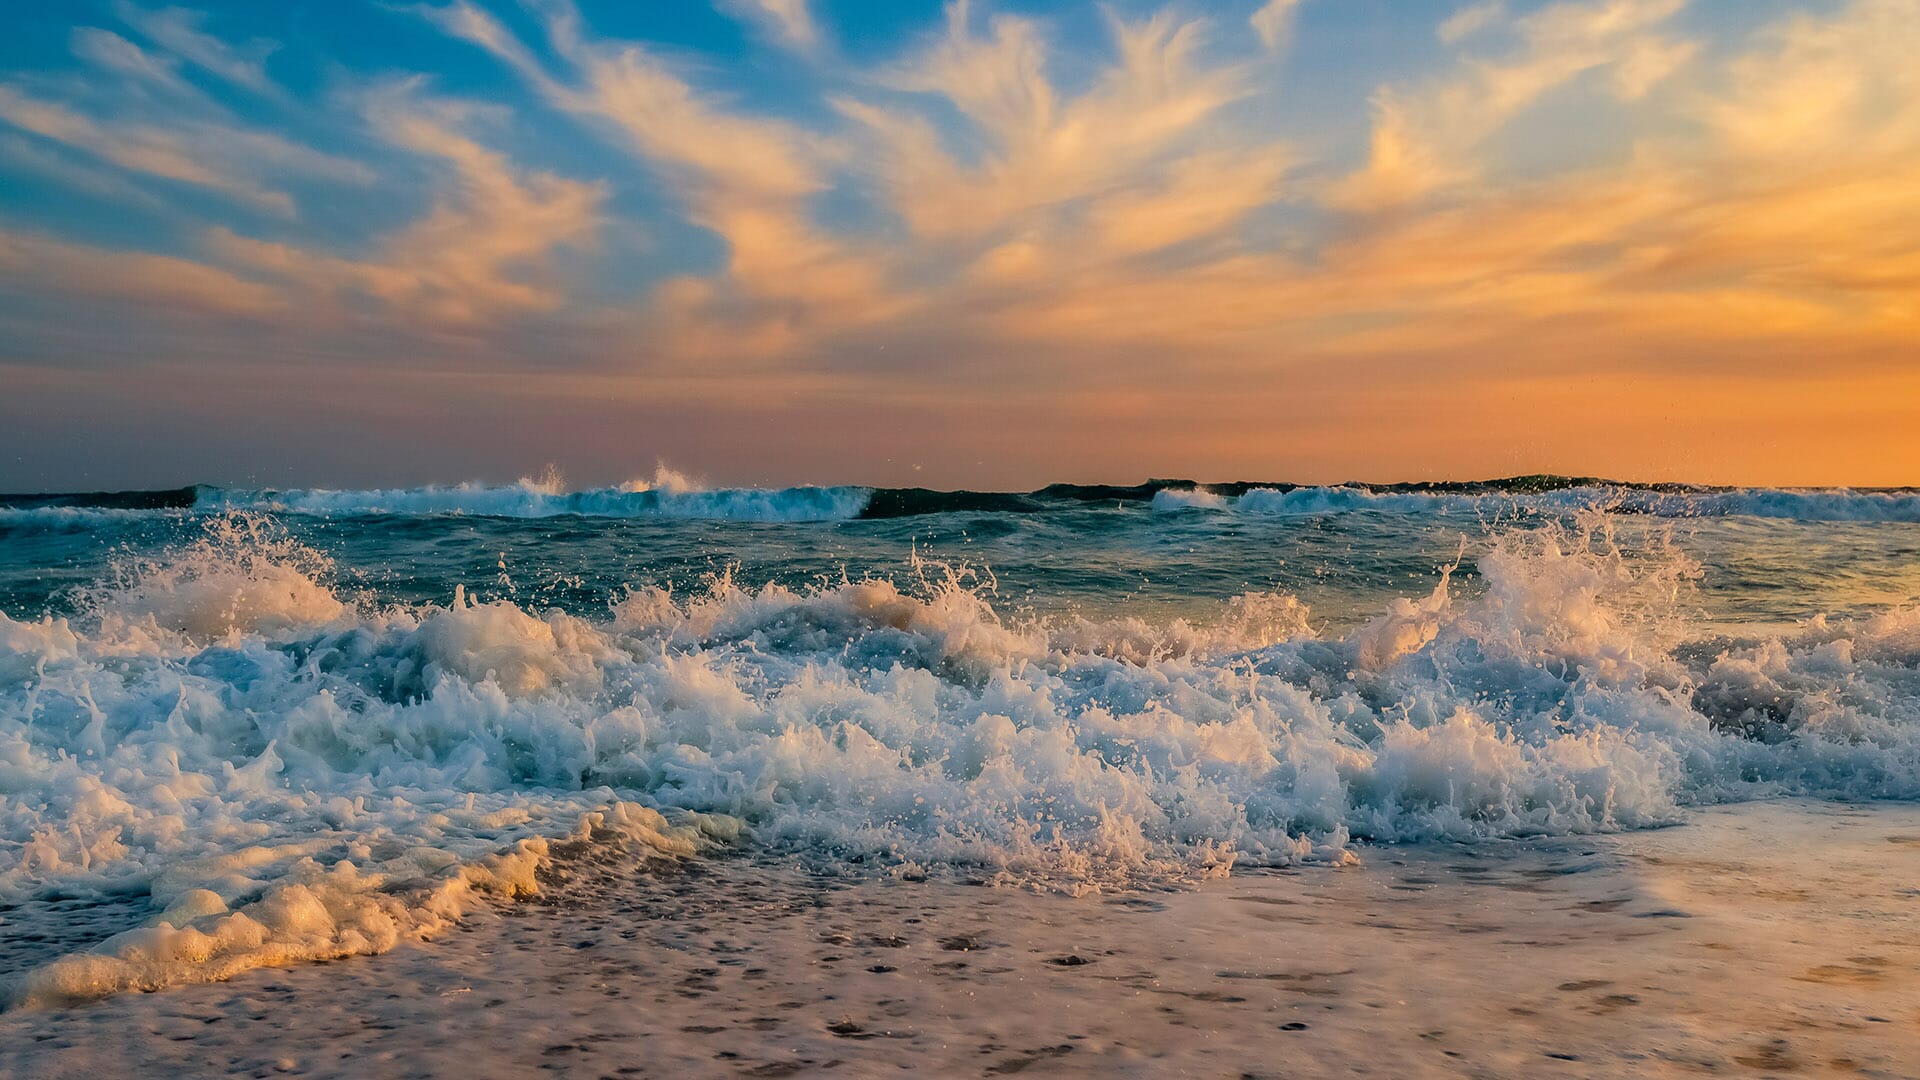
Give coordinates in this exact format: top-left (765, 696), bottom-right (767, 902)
top-left (2, 0), bottom-right (1916, 488)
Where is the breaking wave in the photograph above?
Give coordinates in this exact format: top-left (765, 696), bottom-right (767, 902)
top-left (4, 511), bottom-right (1919, 1005)
top-left (1151, 487), bottom-right (1228, 512)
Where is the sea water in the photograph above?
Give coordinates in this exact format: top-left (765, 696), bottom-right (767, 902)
top-left (2, 474), bottom-right (1917, 1007)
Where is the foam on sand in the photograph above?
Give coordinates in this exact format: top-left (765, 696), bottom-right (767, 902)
top-left (4, 802), bottom-right (708, 1009)
top-left (5, 799), bottom-right (1913, 1077)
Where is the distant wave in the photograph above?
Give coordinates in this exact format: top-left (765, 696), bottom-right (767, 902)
top-left (0, 505), bottom-right (181, 528)
top-left (4, 475), bottom-right (1918, 523)
top-left (1231, 485), bottom-right (1920, 522)
top-left (864, 479), bottom-right (1920, 522)
top-left (195, 480), bottom-right (874, 522)
top-left (1662, 488), bottom-right (1920, 522)
top-left (1236, 487), bottom-right (1455, 515)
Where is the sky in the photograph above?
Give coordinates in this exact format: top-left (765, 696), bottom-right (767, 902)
top-left (0, 0), bottom-right (1916, 491)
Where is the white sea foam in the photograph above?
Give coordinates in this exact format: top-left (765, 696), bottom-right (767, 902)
top-left (1151, 487), bottom-right (1227, 511)
top-left (4, 512), bottom-right (1919, 1006)
top-left (81, 514), bottom-right (351, 639)
top-left (5, 803), bottom-right (709, 1009)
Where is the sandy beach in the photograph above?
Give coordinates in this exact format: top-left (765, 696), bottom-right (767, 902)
top-left (5, 798), bottom-right (1915, 1079)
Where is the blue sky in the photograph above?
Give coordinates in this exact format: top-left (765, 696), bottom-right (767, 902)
top-left (1, 0), bottom-right (1915, 490)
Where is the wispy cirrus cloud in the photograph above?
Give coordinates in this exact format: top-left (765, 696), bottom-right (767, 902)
top-left (69, 28), bottom-right (195, 96)
top-left (721, 0), bottom-right (823, 53)
top-left (0, 84), bottom-right (368, 213)
top-left (0, 228), bottom-right (286, 316)
top-left (0, 6), bottom-right (369, 217)
top-left (0, 131), bottom-right (165, 207)
top-left (1250, 0), bottom-right (1306, 54)
top-left (417, 0), bottom-right (892, 357)
top-left (1332, 0), bottom-right (1695, 209)
top-left (115, 2), bottom-right (279, 94)
top-left (850, 5), bottom-right (1259, 241)
top-left (209, 85), bottom-right (606, 326)
top-left (1438, 2), bottom-right (1506, 43)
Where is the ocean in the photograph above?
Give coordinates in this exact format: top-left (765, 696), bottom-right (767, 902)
top-left (2, 474), bottom-right (1918, 1073)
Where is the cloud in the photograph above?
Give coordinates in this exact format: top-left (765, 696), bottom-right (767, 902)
top-left (1250, 0), bottom-right (1305, 54)
top-left (1437, 2), bottom-right (1504, 43)
top-left (210, 86), bottom-right (605, 326)
top-left (419, 0), bottom-right (1283, 362)
top-left (0, 229), bottom-right (286, 316)
top-left (1701, 0), bottom-right (1920, 159)
top-left (850, 5), bottom-right (1257, 239)
top-left (1332, 0), bottom-right (1694, 209)
top-left (419, 0), bottom-right (891, 357)
top-left (720, 0), bottom-right (822, 53)
top-left (408, 0), bottom-right (1916, 393)
top-left (0, 132), bottom-right (164, 206)
top-left (116, 3), bottom-right (278, 93)
top-left (408, 1), bottom-right (566, 98)
top-left (1, 8), bottom-right (371, 222)
top-left (1084, 148), bottom-right (1293, 258)
top-left (0, 15), bottom-right (380, 224)
top-left (420, 1), bottom-right (821, 197)
top-left (0, 85), bottom-right (308, 211)
top-left (69, 28), bottom-right (193, 94)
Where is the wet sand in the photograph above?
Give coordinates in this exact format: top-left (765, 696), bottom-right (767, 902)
top-left (4, 799), bottom-right (1917, 1078)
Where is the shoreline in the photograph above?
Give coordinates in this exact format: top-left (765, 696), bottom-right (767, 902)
top-left (4, 798), bottom-right (1917, 1078)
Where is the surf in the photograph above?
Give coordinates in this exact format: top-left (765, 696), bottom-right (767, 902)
top-left (4, 508), bottom-right (1919, 1005)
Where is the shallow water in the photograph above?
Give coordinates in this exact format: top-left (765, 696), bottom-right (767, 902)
top-left (1, 478), bottom-right (1917, 1008)
top-left (5, 800), bottom-right (1915, 1078)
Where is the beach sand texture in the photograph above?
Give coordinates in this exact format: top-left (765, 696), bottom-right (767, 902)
top-left (4, 799), bottom-right (1914, 1078)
